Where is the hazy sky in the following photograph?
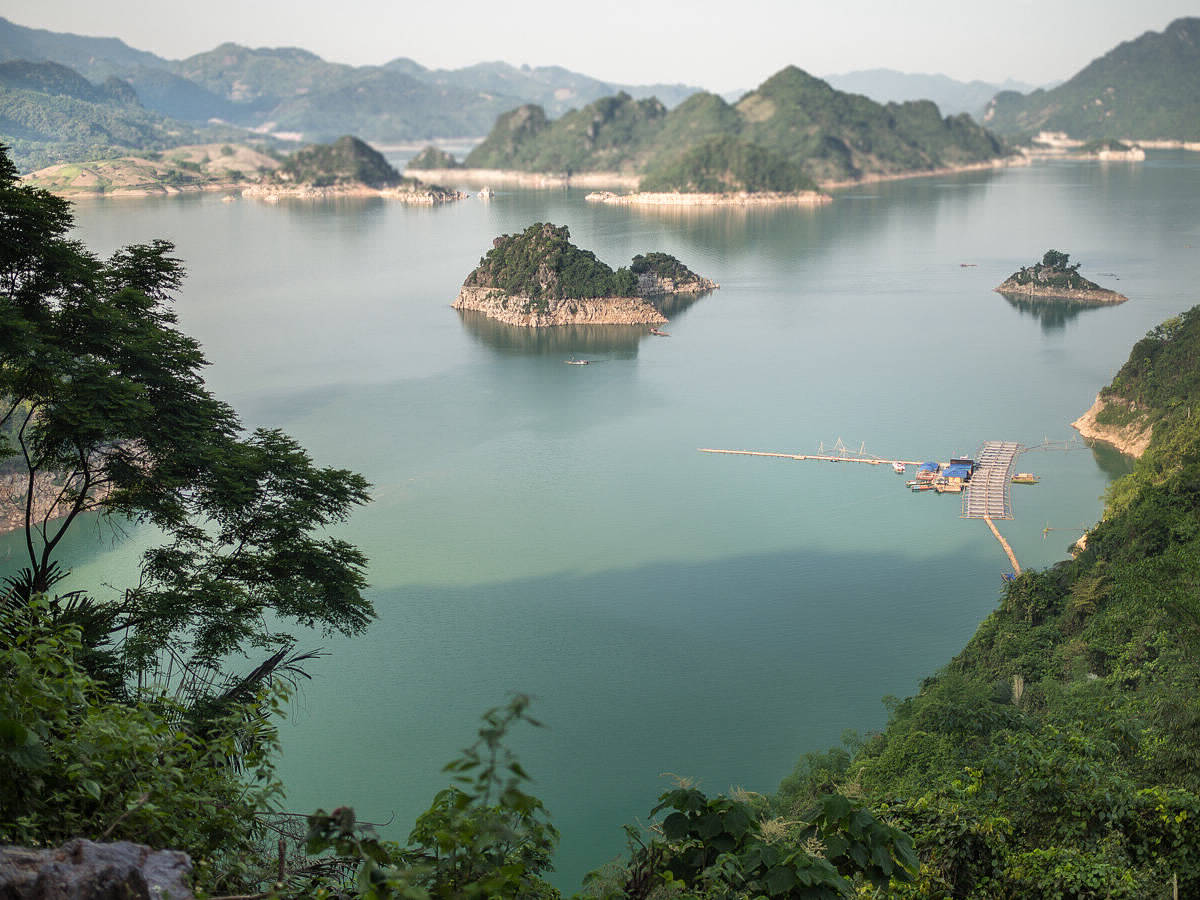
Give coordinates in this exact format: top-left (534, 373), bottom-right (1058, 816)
top-left (2, 1), bottom-right (1196, 92)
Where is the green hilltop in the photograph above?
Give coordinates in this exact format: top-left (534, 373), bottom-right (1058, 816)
top-left (983, 17), bottom-right (1200, 140)
top-left (278, 135), bottom-right (414, 188)
top-left (462, 65), bottom-right (1010, 188)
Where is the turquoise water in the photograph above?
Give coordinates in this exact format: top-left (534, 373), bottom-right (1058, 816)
top-left (6, 153), bottom-right (1198, 887)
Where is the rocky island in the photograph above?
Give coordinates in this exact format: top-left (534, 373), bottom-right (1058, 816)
top-left (995, 250), bottom-right (1128, 303)
top-left (452, 223), bottom-right (717, 327)
top-left (243, 135), bottom-right (466, 203)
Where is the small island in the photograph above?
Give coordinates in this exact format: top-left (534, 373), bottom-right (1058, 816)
top-left (995, 250), bottom-right (1128, 303)
top-left (243, 136), bottom-right (466, 203)
top-left (452, 223), bottom-right (718, 327)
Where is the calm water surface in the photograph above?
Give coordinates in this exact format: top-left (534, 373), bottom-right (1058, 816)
top-left (7, 154), bottom-right (1198, 887)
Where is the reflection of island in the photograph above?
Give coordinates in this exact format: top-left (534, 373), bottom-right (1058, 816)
top-left (453, 223), bottom-right (717, 326)
top-left (999, 293), bottom-right (1117, 332)
top-left (457, 310), bottom-right (644, 357)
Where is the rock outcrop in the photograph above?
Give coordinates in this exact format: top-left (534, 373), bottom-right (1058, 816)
top-left (995, 279), bottom-right (1128, 304)
top-left (1071, 396), bottom-right (1154, 458)
top-left (453, 286), bottom-right (666, 327)
top-left (995, 250), bottom-right (1128, 303)
top-left (636, 270), bottom-right (718, 295)
top-left (0, 840), bottom-right (194, 899)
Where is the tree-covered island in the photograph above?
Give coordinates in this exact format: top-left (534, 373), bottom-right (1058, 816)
top-left (453, 223), bottom-right (718, 326)
top-left (246, 134), bottom-right (466, 203)
top-left (408, 67), bottom-right (1018, 204)
top-left (995, 249), bottom-right (1128, 303)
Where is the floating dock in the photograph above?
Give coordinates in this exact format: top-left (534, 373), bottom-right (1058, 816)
top-left (700, 438), bottom-right (1028, 575)
top-left (960, 441), bottom-right (1022, 520)
top-left (697, 448), bottom-right (925, 467)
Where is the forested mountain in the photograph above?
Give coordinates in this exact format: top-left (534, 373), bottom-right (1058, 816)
top-left (0, 59), bottom-right (216, 170)
top-left (0, 16), bottom-right (704, 151)
top-left (984, 17), bottom-right (1200, 140)
top-left (773, 306), bottom-right (1200, 895)
top-left (463, 66), bottom-right (1010, 186)
top-left (823, 69), bottom-right (1037, 118)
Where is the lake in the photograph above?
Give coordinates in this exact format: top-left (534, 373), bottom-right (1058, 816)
top-left (5, 152), bottom-right (1198, 888)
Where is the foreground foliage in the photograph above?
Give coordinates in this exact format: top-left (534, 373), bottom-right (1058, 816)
top-left (0, 599), bottom-right (282, 894)
top-left (776, 303), bottom-right (1200, 895)
top-left (0, 144), bottom-right (372, 684)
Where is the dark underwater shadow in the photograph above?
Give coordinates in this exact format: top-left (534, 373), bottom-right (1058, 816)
top-left (999, 292), bottom-right (1120, 333)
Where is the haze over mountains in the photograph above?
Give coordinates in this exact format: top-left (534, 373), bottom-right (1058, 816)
top-left (0, 14), bottom-right (1197, 174)
top-left (983, 16), bottom-right (1200, 140)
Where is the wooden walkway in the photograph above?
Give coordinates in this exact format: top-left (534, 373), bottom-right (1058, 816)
top-left (961, 441), bottom-right (1022, 520)
top-left (698, 448), bottom-right (925, 467)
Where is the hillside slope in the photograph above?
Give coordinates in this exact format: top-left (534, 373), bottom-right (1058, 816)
top-left (776, 305), bottom-right (1200, 896)
top-left (984, 17), bottom-right (1200, 140)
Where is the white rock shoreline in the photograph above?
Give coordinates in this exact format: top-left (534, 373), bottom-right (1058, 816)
top-left (452, 286), bottom-right (668, 327)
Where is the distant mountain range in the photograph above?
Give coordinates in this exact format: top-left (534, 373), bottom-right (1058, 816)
top-left (983, 17), bottom-right (1200, 140)
top-left (821, 70), bottom-right (1040, 119)
top-left (0, 15), bottom-right (704, 171)
top-left (462, 66), bottom-right (1011, 188)
top-left (2, 14), bottom-right (1197, 174)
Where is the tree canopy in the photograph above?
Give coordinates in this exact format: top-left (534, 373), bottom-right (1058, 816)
top-left (0, 143), bottom-right (372, 678)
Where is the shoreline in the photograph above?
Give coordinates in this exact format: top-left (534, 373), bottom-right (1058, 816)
top-left (1071, 396), bottom-right (1153, 458)
top-left (819, 154), bottom-right (1030, 190)
top-left (410, 156), bottom-right (1027, 205)
top-left (241, 182), bottom-right (467, 204)
top-left (452, 286), bottom-right (667, 327)
top-left (585, 189), bottom-right (832, 207)
top-left (405, 168), bottom-right (638, 190)
top-left (994, 281), bottom-right (1128, 304)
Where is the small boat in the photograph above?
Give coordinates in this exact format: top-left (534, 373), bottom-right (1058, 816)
top-left (911, 483), bottom-right (934, 492)
top-left (648, 328), bottom-right (670, 336)
top-left (564, 357), bottom-right (589, 366)
top-left (1011, 473), bottom-right (1039, 484)
top-left (892, 462), bottom-right (906, 474)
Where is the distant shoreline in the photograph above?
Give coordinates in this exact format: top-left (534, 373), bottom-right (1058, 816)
top-left (408, 155), bottom-right (1028, 205)
top-left (584, 189), bottom-right (832, 207)
top-left (405, 168), bottom-right (638, 190)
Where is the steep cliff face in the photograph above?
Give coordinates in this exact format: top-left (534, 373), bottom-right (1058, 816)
top-left (452, 286), bottom-right (666, 326)
top-left (1072, 396), bottom-right (1153, 457)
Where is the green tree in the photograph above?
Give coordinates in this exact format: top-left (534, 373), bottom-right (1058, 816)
top-left (0, 143), bottom-right (372, 680)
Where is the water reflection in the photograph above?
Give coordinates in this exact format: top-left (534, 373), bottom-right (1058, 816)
top-left (1087, 438), bottom-right (1138, 480)
top-left (455, 291), bottom-right (712, 357)
top-left (999, 292), bottom-right (1120, 332)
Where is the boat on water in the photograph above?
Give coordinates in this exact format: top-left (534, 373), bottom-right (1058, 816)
top-left (1011, 473), bottom-right (1039, 484)
top-left (911, 483), bottom-right (934, 492)
top-left (648, 328), bottom-right (670, 336)
top-left (892, 462), bottom-right (906, 474)
top-left (564, 357), bottom-right (589, 365)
